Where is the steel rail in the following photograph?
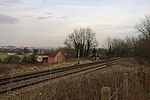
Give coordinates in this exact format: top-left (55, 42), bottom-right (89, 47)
top-left (0, 58), bottom-right (123, 94)
top-left (0, 57), bottom-right (121, 85)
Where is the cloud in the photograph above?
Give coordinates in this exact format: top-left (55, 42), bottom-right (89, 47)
top-left (24, 16), bottom-right (32, 18)
top-left (0, 13), bottom-right (19, 24)
top-left (35, 10), bottom-right (55, 20)
top-left (37, 16), bottom-right (52, 20)
top-left (58, 16), bottom-right (67, 19)
top-left (0, 0), bottom-right (21, 6)
top-left (44, 12), bottom-right (54, 15)
top-left (0, 0), bottom-right (149, 47)
top-left (36, 10), bottom-right (54, 15)
top-left (60, 5), bottom-right (102, 9)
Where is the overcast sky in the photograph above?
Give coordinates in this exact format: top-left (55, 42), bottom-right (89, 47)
top-left (0, 0), bottom-right (150, 48)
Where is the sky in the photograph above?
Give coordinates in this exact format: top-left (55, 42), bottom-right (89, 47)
top-left (0, 0), bottom-right (150, 48)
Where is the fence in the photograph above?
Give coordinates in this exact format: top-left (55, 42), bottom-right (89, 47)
top-left (101, 73), bottom-right (129, 100)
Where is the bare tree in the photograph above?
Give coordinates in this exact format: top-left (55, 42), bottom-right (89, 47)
top-left (104, 37), bottom-right (129, 57)
top-left (64, 28), bottom-right (98, 57)
top-left (85, 28), bottom-right (98, 56)
top-left (103, 36), bottom-right (112, 49)
top-left (135, 15), bottom-right (150, 38)
top-left (135, 15), bottom-right (150, 59)
top-left (102, 15), bottom-right (150, 60)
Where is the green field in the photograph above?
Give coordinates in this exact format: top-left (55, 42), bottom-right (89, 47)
top-left (0, 53), bottom-right (7, 61)
top-left (0, 53), bottom-right (32, 61)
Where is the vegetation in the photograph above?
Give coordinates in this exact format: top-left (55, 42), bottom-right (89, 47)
top-left (7, 55), bottom-right (22, 63)
top-left (2, 59), bottom-right (149, 100)
top-left (64, 28), bottom-right (98, 58)
top-left (0, 13), bottom-right (149, 100)
top-left (105, 15), bottom-right (150, 61)
top-left (0, 48), bottom-right (39, 64)
top-left (0, 53), bottom-right (7, 61)
top-left (0, 60), bottom-right (92, 77)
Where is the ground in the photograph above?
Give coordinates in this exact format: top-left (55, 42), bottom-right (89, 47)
top-left (0, 59), bottom-right (92, 77)
top-left (1, 58), bottom-right (150, 100)
top-left (0, 53), bottom-right (7, 61)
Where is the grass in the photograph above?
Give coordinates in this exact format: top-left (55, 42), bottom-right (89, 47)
top-left (0, 53), bottom-right (7, 61)
top-left (1, 58), bottom-right (150, 100)
top-left (0, 53), bottom-right (32, 61)
top-left (0, 60), bottom-right (92, 78)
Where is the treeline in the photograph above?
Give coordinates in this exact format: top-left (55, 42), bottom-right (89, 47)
top-left (2, 49), bottom-right (38, 64)
top-left (107, 15), bottom-right (150, 60)
top-left (64, 28), bottom-right (98, 58)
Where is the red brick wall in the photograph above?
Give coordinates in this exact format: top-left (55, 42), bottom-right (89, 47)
top-left (48, 58), bottom-right (54, 63)
top-left (48, 52), bottom-right (65, 63)
top-left (54, 52), bottom-right (65, 63)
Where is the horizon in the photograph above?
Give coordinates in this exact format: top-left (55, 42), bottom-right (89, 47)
top-left (0, 45), bottom-right (57, 49)
top-left (0, 0), bottom-right (150, 48)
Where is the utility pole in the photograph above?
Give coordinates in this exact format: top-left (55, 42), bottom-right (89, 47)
top-left (78, 48), bottom-right (80, 64)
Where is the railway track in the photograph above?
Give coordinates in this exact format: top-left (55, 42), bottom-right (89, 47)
top-left (0, 58), bottom-right (123, 94)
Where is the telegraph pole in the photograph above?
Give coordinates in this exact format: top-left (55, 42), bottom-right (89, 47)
top-left (78, 48), bottom-right (80, 64)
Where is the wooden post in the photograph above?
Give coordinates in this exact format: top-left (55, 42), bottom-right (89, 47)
top-left (115, 75), bottom-right (118, 100)
top-left (123, 73), bottom-right (129, 100)
top-left (77, 49), bottom-right (80, 64)
top-left (107, 59), bottom-right (112, 67)
top-left (101, 87), bottom-right (111, 100)
top-left (107, 59), bottom-right (109, 67)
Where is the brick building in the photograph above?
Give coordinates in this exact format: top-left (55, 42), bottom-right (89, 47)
top-left (48, 52), bottom-right (65, 63)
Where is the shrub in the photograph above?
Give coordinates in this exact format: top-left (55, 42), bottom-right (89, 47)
top-left (7, 55), bottom-right (22, 63)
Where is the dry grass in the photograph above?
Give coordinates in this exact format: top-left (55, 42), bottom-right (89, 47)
top-left (1, 58), bottom-right (150, 100)
top-left (0, 60), bottom-right (92, 77)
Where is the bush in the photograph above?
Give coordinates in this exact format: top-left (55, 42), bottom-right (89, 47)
top-left (6, 55), bottom-right (22, 63)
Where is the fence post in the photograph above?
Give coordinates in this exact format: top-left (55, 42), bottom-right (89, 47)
top-left (123, 73), bottom-right (129, 100)
top-left (101, 87), bottom-right (111, 100)
top-left (115, 75), bottom-right (118, 100)
top-left (107, 59), bottom-right (112, 67)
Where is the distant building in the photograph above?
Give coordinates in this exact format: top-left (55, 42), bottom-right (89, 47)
top-left (7, 46), bottom-right (16, 50)
top-left (7, 53), bottom-right (16, 56)
top-left (48, 52), bottom-right (65, 64)
top-left (36, 55), bottom-right (49, 63)
top-left (36, 52), bottom-right (65, 64)
top-left (0, 46), bottom-right (7, 49)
